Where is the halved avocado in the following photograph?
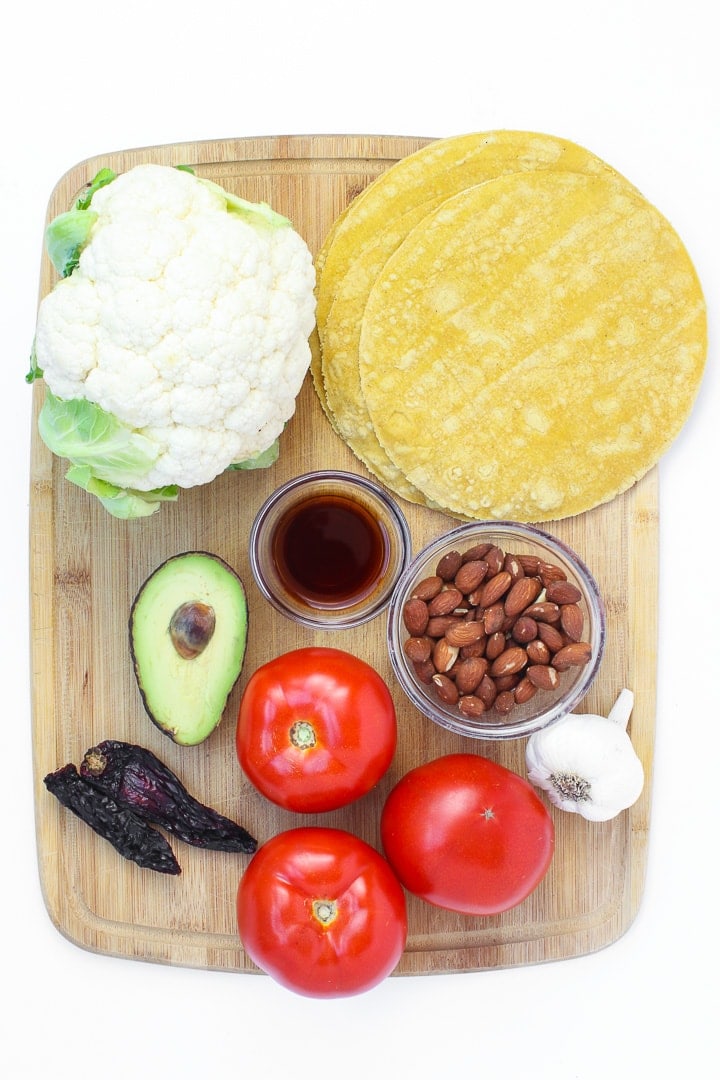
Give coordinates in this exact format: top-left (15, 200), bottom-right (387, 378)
top-left (129, 552), bottom-right (248, 746)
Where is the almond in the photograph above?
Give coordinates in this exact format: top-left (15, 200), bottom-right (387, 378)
top-left (411, 575), bottom-right (444, 601)
top-left (552, 641), bottom-right (592, 671)
top-left (460, 639), bottom-right (487, 659)
top-left (513, 676), bottom-right (538, 705)
top-left (526, 664), bottom-right (560, 691)
top-left (445, 620), bottom-right (486, 647)
top-left (432, 673), bottom-right (459, 705)
top-left (539, 560), bottom-right (567, 585)
top-left (457, 694), bottom-right (486, 718)
top-left (436, 550), bottom-right (463, 581)
top-left (523, 601), bottom-right (561, 624)
top-left (461, 542), bottom-right (493, 562)
top-left (485, 631), bottom-right (506, 661)
top-left (454, 559), bottom-right (488, 593)
top-left (426, 614), bottom-right (463, 637)
top-left (537, 622), bottom-right (565, 653)
top-left (484, 546), bottom-right (505, 576)
top-left (402, 597), bottom-right (429, 636)
top-left (494, 690), bottom-right (516, 715)
top-left (403, 636), bottom-right (433, 663)
top-left (526, 638), bottom-right (551, 665)
top-left (433, 638), bottom-right (459, 673)
top-left (503, 553), bottom-right (525, 582)
top-left (504, 575), bottom-right (543, 618)
top-left (517, 554), bottom-right (541, 575)
top-left (494, 673), bottom-right (521, 692)
top-left (545, 579), bottom-right (582, 605)
top-left (454, 656), bottom-right (489, 694)
top-left (477, 673), bottom-right (498, 707)
top-left (482, 602), bottom-right (506, 635)
top-left (489, 645), bottom-right (528, 678)
top-left (478, 570), bottom-right (512, 607)
top-left (560, 603), bottom-right (584, 642)
top-left (412, 659), bottom-right (436, 684)
top-left (511, 615), bottom-right (538, 644)
top-left (427, 587), bottom-right (464, 616)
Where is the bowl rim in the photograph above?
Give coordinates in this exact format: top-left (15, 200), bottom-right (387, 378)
top-left (386, 519), bottom-right (607, 740)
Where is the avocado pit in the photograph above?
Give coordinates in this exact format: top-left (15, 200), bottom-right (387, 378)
top-left (169, 601), bottom-right (216, 659)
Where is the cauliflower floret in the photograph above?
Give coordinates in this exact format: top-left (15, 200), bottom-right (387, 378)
top-left (34, 164), bottom-right (316, 494)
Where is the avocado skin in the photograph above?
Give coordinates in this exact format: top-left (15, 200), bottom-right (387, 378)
top-left (129, 551), bottom-right (248, 746)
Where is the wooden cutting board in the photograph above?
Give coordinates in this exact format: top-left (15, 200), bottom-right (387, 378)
top-left (29, 135), bottom-right (657, 975)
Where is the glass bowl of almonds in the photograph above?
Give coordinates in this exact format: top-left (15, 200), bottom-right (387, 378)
top-left (387, 521), bottom-right (606, 740)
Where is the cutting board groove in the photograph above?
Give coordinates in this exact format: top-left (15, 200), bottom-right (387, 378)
top-left (29, 135), bottom-right (656, 976)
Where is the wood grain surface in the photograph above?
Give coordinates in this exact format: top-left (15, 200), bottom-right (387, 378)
top-left (28, 135), bottom-right (657, 976)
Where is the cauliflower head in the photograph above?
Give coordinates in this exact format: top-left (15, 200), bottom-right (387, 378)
top-left (31, 164), bottom-right (316, 517)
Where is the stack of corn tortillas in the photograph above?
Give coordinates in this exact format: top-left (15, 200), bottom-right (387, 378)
top-left (312, 131), bottom-right (707, 522)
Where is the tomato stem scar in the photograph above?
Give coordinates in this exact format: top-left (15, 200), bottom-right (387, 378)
top-left (289, 720), bottom-right (317, 749)
top-left (312, 899), bottom-right (338, 926)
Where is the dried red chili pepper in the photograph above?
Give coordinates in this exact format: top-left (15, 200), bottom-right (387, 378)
top-left (44, 763), bottom-right (181, 875)
top-left (79, 740), bottom-right (257, 854)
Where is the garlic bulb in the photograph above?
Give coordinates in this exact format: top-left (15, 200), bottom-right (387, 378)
top-left (525, 689), bottom-right (644, 822)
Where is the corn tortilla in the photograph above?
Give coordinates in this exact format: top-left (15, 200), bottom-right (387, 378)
top-left (316, 131), bottom-right (632, 501)
top-left (358, 170), bottom-right (706, 522)
top-left (316, 130), bottom-right (626, 333)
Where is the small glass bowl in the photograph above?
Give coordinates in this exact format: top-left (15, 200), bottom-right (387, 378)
top-left (387, 520), bottom-right (606, 740)
top-left (250, 470), bottom-right (412, 630)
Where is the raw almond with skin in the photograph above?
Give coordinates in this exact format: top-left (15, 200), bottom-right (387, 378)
top-left (504, 576), bottom-right (543, 618)
top-left (411, 575), bottom-right (443, 601)
top-left (511, 615), bottom-right (538, 643)
top-left (461, 543), bottom-right (492, 562)
top-left (560, 603), bottom-right (584, 642)
top-left (428, 588), bottom-right (464, 616)
top-left (485, 631), bottom-right (506, 661)
top-left (485, 547), bottom-right (505, 576)
top-left (546, 580), bottom-right (582, 605)
top-left (482, 603), bottom-right (505, 635)
top-left (454, 559), bottom-right (488, 593)
top-left (457, 695), bottom-right (486, 718)
top-left (523, 601), bottom-right (561, 624)
top-left (432, 673), bottom-right (459, 705)
top-left (514, 676), bottom-right (538, 705)
top-left (517, 554), bottom-right (541, 575)
top-left (403, 636), bottom-right (433, 663)
top-left (413, 659), bottom-right (435, 684)
top-left (552, 642), bottom-right (592, 671)
top-left (494, 690), bottom-right (515, 715)
top-left (402, 598), bottom-right (429, 636)
top-left (478, 570), bottom-right (512, 608)
top-left (539, 561), bottom-right (567, 586)
top-left (537, 622), bottom-right (565, 652)
top-left (503, 554), bottom-right (524, 582)
top-left (426, 614), bottom-right (463, 637)
top-left (526, 638), bottom-right (552, 665)
top-left (526, 664), bottom-right (560, 691)
top-left (489, 646), bottom-right (528, 678)
top-left (445, 620), bottom-right (486, 647)
top-left (477, 674), bottom-right (498, 708)
top-left (455, 656), bottom-right (489, 694)
top-left (433, 638), bottom-right (459, 673)
top-left (436, 551), bottom-right (463, 580)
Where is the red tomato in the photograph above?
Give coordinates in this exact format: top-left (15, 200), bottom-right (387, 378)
top-left (236, 647), bottom-right (397, 813)
top-left (381, 753), bottom-right (554, 916)
top-left (237, 827), bottom-right (408, 998)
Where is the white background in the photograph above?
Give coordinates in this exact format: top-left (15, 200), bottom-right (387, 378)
top-left (2, 3), bottom-right (717, 1076)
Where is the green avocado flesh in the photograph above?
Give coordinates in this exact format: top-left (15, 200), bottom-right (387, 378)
top-left (130, 552), bottom-right (248, 746)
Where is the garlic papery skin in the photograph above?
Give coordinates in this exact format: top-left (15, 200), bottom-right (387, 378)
top-left (525, 690), bottom-right (644, 822)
